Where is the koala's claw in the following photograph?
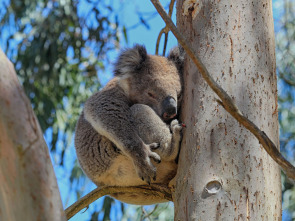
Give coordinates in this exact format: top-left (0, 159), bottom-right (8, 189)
top-left (133, 144), bottom-right (161, 184)
top-left (149, 151), bottom-right (161, 163)
top-left (150, 143), bottom-right (160, 150)
top-left (136, 166), bottom-right (155, 185)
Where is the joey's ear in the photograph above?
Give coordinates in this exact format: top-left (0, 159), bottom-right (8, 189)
top-left (114, 44), bottom-right (148, 77)
top-left (167, 46), bottom-right (185, 74)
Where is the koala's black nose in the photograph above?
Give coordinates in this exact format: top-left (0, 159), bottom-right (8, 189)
top-left (162, 96), bottom-right (177, 120)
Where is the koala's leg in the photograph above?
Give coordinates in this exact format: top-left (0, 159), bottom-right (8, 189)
top-left (84, 88), bottom-right (161, 184)
top-left (130, 104), bottom-right (182, 162)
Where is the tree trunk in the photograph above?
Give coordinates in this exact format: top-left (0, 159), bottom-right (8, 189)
top-left (174, 0), bottom-right (281, 220)
top-left (0, 50), bottom-right (66, 221)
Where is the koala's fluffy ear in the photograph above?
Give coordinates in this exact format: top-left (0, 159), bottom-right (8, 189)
top-left (114, 44), bottom-right (148, 77)
top-left (167, 46), bottom-right (185, 74)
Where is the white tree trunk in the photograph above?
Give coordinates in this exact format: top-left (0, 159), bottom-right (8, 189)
top-left (0, 50), bottom-right (66, 221)
top-left (174, 0), bottom-right (281, 220)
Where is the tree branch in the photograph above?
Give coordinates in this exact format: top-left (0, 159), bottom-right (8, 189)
top-left (65, 184), bottom-right (172, 220)
top-left (150, 0), bottom-right (295, 180)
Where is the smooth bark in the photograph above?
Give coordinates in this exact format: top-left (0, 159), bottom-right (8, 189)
top-left (0, 50), bottom-right (66, 221)
top-left (174, 0), bottom-right (281, 220)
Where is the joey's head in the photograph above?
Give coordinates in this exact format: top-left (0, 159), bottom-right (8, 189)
top-left (114, 45), bottom-right (185, 121)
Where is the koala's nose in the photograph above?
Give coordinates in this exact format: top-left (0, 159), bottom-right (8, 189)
top-left (162, 96), bottom-right (177, 120)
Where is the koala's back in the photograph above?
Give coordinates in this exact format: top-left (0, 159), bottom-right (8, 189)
top-left (75, 112), bottom-right (121, 185)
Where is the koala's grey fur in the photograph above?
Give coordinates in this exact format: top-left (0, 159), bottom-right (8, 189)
top-left (75, 45), bottom-right (184, 205)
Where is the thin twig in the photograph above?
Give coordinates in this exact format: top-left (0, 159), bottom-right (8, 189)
top-left (155, 28), bottom-right (166, 55)
top-left (162, 27), bottom-right (169, 56)
top-left (143, 204), bottom-right (159, 220)
top-left (64, 184), bottom-right (172, 220)
top-left (155, 0), bottom-right (175, 55)
top-left (150, 0), bottom-right (295, 180)
top-left (280, 73), bottom-right (295, 86)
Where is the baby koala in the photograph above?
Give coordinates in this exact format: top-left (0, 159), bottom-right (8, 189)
top-left (75, 45), bottom-right (184, 205)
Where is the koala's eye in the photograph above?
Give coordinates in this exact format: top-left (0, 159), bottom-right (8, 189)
top-left (148, 92), bottom-right (156, 99)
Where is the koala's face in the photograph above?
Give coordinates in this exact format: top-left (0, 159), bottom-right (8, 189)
top-left (115, 45), bottom-right (184, 121)
top-left (127, 56), bottom-right (182, 121)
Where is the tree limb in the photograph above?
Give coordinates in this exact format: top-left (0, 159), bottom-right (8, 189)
top-left (65, 184), bottom-right (172, 220)
top-left (150, 0), bottom-right (295, 180)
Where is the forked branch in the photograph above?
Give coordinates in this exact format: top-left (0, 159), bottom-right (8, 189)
top-left (155, 0), bottom-right (175, 55)
top-left (150, 0), bottom-right (295, 180)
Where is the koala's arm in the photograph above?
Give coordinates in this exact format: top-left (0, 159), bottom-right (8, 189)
top-left (130, 104), bottom-right (182, 162)
top-left (83, 85), bottom-right (161, 184)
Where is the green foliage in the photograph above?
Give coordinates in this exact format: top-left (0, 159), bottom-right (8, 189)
top-left (122, 203), bottom-right (174, 221)
top-left (0, 0), bottom-right (121, 158)
top-left (276, 0), bottom-right (295, 219)
top-left (87, 197), bottom-right (115, 221)
top-left (101, 197), bottom-right (114, 221)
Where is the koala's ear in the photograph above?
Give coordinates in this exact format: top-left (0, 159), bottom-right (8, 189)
top-left (114, 44), bottom-right (148, 77)
top-left (167, 46), bottom-right (185, 73)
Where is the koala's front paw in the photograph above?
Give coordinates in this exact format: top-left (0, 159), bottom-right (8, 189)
top-left (165, 119), bottom-right (183, 161)
top-left (170, 119), bottom-right (183, 136)
top-left (133, 143), bottom-right (161, 185)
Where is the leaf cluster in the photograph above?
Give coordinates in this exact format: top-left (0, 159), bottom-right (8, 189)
top-left (0, 0), bottom-right (121, 160)
top-left (276, 0), bottom-right (295, 219)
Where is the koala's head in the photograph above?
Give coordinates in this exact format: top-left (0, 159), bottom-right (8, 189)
top-left (114, 45), bottom-right (184, 121)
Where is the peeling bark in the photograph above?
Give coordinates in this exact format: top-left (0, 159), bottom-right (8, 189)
top-left (0, 50), bottom-right (66, 221)
top-left (174, 0), bottom-right (281, 220)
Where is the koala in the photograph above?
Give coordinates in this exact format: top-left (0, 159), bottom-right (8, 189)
top-left (75, 45), bottom-right (184, 205)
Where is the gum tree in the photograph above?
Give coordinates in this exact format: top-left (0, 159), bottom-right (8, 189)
top-left (173, 0), bottom-right (282, 219)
